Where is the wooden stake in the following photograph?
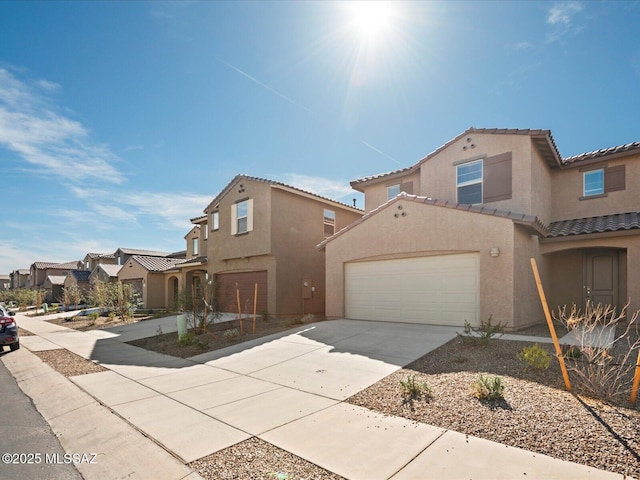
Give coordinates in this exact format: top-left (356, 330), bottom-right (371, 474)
top-left (631, 349), bottom-right (640, 403)
top-left (530, 258), bottom-right (572, 391)
top-left (236, 286), bottom-right (243, 335)
top-left (253, 283), bottom-right (258, 334)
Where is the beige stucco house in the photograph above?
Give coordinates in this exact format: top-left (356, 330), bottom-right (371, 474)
top-left (82, 252), bottom-right (117, 271)
top-left (320, 128), bottom-right (640, 330)
top-left (63, 270), bottom-right (92, 301)
top-left (166, 174), bottom-right (363, 318)
top-left (89, 264), bottom-right (122, 285)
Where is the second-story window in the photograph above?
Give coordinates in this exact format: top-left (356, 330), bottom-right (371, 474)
top-left (387, 184), bottom-right (400, 200)
top-left (203, 224), bottom-right (208, 240)
top-left (211, 211), bottom-right (219, 231)
top-left (231, 199), bottom-right (253, 235)
top-left (193, 237), bottom-right (199, 256)
top-left (324, 209), bottom-right (335, 237)
top-left (457, 159), bottom-right (483, 204)
top-left (583, 169), bottom-right (604, 197)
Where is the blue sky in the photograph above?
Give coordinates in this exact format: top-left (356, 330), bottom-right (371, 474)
top-left (1, 1), bottom-right (639, 275)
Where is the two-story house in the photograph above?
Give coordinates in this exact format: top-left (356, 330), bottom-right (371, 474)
top-left (320, 128), bottom-right (640, 330)
top-left (169, 174), bottom-right (363, 318)
top-left (82, 252), bottom-right (117, 271)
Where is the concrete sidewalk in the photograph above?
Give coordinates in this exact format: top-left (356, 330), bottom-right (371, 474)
top-left (9, 313), bottom-right (628, 480)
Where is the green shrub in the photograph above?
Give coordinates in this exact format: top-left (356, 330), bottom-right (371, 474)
top-left (178, 332), bottom-right (195, 346)
top-left (471, 374), bottom-right (505, 400)
top-left (88, 312), bottom-right (100, 321)
top-left (517, 344), bottom-right (551, 371)
top-left (399, 374), bottom-right (432, 398)
top-left (458, 315), bottom-right (504, 344)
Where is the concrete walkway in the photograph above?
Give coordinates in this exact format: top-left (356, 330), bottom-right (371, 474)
top-left (6, 313), bottom-right (627, 480)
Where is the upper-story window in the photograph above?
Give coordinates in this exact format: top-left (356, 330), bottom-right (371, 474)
top-left (192, 237), bottom-right (199, 256)
top-left (456, 159), bottom-right (483, 204)
top-left (387, 184), bottom-right (400, 200)
top-left (211, 211), bottom-right (219, 231)
top-left (231, 199), bottom-right (253, 235)
top-left (203, 224), bottom-right (208, 240)
top-left (583, 169), bottom-right (604, 197)
top-left (323, 209), bottom-right (336, 237)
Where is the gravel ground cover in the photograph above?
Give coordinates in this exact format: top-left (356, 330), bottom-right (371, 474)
top-left (189, 437), bottom-right (345, 480)
top-left (348, 335), bottom-right (640, 479)
top-left (34, 349), bottom-right (108, 377)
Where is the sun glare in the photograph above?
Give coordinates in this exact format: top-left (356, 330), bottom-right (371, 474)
top-left (349, 1), bottom-right (394, 44)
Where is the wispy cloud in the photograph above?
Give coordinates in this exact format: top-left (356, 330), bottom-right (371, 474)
top-left (546, 1), bottom-right (585, 43)
top-left (360, 140), bottom-right (402, 165)
top-left (0, 68), bottom-right (124, 184)
top-left (68, 186), bottom-right (211, 230)
top-left (278, 173), bottom-right (355, 200)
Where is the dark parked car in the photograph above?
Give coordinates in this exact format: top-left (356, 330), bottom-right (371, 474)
top-left (0, 305), bottom-right (19, 352)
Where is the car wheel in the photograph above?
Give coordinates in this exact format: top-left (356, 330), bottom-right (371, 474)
top-left (10, 342), bottom-right (19, 351)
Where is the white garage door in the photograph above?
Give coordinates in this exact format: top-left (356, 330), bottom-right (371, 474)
top-left (345, 253), bottom-right (479, 326)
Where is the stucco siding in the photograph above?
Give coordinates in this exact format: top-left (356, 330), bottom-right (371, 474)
top-left (325, 198), bottom-right (517, 327)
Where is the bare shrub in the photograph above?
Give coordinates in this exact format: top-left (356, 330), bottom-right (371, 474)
top-left (554, 301), bottom-right (640, 403)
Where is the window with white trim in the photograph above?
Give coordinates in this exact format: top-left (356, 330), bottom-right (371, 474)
top-left (323, 209), bottom-right (335, 237)
top-left (192, 237), bottom-right (199, 256)
top-left (211, 211), bottom-right (219, 231)
top-left (231, 199), bottom-right (253, 235)
top-left (456, 159), bottom-right (483, 204)
top-left (583, 169), bottom-right (604, 197)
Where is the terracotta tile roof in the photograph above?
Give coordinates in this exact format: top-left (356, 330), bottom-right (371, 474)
top-left (116, 248), bottom-right (172, 257)
top-left (205, 174), bottom-right (363, 213)
top-left (50, 261), bottom-right (81, 270)
top-left (190, 214), bottom-right (207, 223)
top-left (548, 212), bottom-right (640, 237)
top-left (562, 142), bottom-right (640, 166)
top-left (86, 252), bottom-right (116, 259)
top-left (174, 256), bottom-right (208, 269)
top-left (131, 255), bottom-right (188, 272)
top-left (318, 193), bottom-right (547, 249)
top-left (32, 261), bottom-right (59, 269)
top-left (351, 127), bottom-right (563, 188)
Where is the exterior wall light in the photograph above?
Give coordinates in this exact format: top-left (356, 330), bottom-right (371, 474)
top-left (490, 247), bottom-right (500, 257)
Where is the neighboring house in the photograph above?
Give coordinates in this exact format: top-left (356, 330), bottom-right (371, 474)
top-left (320, 127), bottom-right (640, 330)
top-left (89, 264), bottom-right (123, 284)
top-left (29, 261), bottom-right (82, 290)
top-left (42, 275), bottom-right (66, 303)
top-left (0, 275), bottom-right (9, 291)
top-left (9, 269), bottom-right (30, 289)
top-left (113, 248), bottom-right (175, 267)
top-left (118, 255), bottom-right (188, 309)
top-left (82, 252), bottom-right (117, 271)
top-left (176, 174), bottom-right (363, 317)
top-left (64, 270), bottom-right (92, 301)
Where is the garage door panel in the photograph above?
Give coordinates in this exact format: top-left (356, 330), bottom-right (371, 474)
top-left (345, 253), bottom-right (479, 326)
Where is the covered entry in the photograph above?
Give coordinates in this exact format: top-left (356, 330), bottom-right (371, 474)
top-left (344, 253), bottom-right (480, 326)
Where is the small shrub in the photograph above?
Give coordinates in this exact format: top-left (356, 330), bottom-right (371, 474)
top-left (88, 312), bottom-right (100, 321)
top-left (399, 374), bottom-right (432, 398)
top-left (452, 353), bottom-right (467, 364)
top-left (471, 374), bottom-right (505, 400)
top-left (562, 345), bottom-right (582, 359)
top-left (261, 310), bottom-right (271, 322)
top-left (458, 315), bottom-right (504, 344)
top-left (178, 332), bottom-right (195, 346)
top-left (517, 344), bottom-right (551, 371)
top-left (223, 328), bottom-right (239, 342)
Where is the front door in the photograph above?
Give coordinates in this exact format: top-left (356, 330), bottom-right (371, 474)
top-left (584, 249), bottom-right (619, 307)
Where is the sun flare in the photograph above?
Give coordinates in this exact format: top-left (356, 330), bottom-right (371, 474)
top-left (349, 1), bottom-right (395, 43)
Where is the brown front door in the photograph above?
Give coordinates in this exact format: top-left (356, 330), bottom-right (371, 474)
top-left (584, 249), bottom-right (619, 307)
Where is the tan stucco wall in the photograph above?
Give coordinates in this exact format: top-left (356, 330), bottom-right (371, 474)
top-left (512, 228), bottom-right (545, 328)
top-left (361, 171), bottom-right (421, 213)
top-left (117, 260), bottom-right (147, 306)
top-left (551, 155), bottom-right (639, 221)
top-left (324, 198), bottom-right (520, 327)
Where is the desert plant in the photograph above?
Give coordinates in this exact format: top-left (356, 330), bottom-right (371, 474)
top-left (517, 344), bottom-right (551, 371)
top-left (554, 301), bottom-right (640, 402)
top-left (458, 315), bottom-right (504, 344)
top-left (223, 328), bottom-right (239, 342)
top-left (452, 353), bottom-right (467, 364)
top-left (178, 331), bottom-right (195, 346)
top-left (471, 374), bottom-right (505, 400)
top-left (399, 374), bottom-right (432, 398)
top-left (174, 280), bottom-right (220, 335)
top-left (88, 311), bottom-right (100, 321)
